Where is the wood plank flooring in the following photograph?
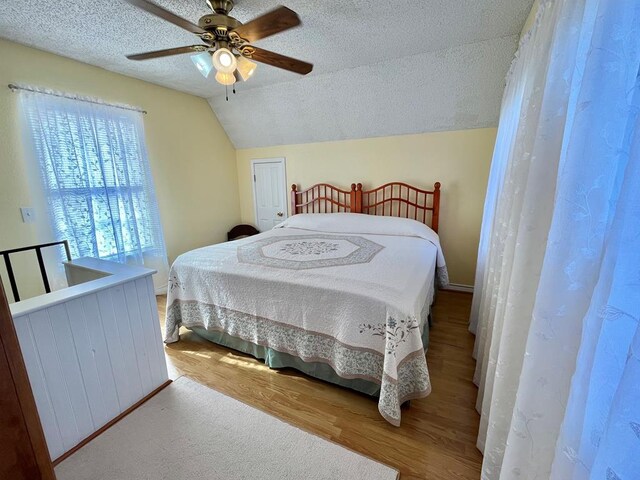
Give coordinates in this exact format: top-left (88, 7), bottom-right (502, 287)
top-left (158, 290), bottom-right (482, 479)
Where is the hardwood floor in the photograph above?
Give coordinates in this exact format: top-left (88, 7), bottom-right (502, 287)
top-left (158, 290), bottom-right (482, 480)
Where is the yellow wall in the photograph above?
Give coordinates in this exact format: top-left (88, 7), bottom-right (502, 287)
top-left (236, 128), bottom-right (497, 286)
top-left (0, 39), bottom-right (240, 299)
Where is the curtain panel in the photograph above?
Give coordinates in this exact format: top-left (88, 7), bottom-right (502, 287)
top-left (471, 0), bottom-right (640, 478)
top-left (19, 90), bottom-right (169, 292)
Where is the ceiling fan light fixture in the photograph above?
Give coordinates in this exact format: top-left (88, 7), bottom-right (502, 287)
top-left (236, 56), bottom-right (257, 81)
top-left (212, 48), bottom-right (237, 73)
top-left (215, 71), bottom-right (236, 86)
top-left (123, 1), bottom-right (314, 98)
top-left (190, 52), bottom-right (213, 78)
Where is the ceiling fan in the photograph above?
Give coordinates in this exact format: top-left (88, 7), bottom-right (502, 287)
top-left (124, 0), bottom-right (313, 90)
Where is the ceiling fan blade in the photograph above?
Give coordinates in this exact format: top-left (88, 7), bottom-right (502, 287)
top-left (248, 47), bottom-right (313, 75)
top-left (124, 0), bottom-right (205, 34)
top-left (127, 45), bottom-right (206, 60)
top-left (232, 6), bottom-right (301, 43)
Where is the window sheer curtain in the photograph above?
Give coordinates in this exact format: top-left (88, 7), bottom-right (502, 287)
top-left (470, 0), bottom-right (640, 479)
top-left (20, 90), bottom-right (169, 292)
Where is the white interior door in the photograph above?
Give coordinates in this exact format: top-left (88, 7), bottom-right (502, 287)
top-left (252, 158), bottom-right (287, 232)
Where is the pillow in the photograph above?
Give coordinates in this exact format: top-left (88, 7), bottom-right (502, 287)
top-left (276, 213), bottom-right (439, 242)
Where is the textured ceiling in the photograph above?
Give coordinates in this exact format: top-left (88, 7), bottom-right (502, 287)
top-left (0, 0), bottom-right (533, 148)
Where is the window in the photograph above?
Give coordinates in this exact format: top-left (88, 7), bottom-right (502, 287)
top-left (19, 89), bottom-right (168, 288)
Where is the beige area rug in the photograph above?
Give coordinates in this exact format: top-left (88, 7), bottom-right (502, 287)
top-left (55, 376), bottom-right (399, 480)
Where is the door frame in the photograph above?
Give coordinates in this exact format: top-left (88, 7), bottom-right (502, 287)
top-left (251, 157), bottom-right (288, 228)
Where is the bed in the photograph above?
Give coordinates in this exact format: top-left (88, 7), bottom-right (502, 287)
top-left (164, 182), bottom-right (448, 426)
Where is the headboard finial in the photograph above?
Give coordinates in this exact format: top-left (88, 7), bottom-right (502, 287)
top-left (353, 183), bottom-right (363, 211)
top-left (290, 184), bottom-right (298, 215)
top-left (434, 182), bottom-right (441, 191)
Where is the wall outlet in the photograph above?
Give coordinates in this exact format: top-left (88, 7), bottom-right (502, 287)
top-left (20, 207), bottom-right (36, 224)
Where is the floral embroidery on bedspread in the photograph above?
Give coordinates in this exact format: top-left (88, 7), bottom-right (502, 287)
top-left (379, 352), bottom-right (431, 426)
top-left (168, 273), bottom-right (184, 292)
top-left (359, 316), bottom-right (421, 356)
top-left (280, 241), bottom-right (340, 255)
top-left (436, 265), bottom-right (449, 289)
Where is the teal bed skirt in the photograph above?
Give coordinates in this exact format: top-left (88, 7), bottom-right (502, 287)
top-left (189, 317), bottom-right (430, 398)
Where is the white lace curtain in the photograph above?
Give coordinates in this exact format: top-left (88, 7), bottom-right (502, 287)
top-left (19, 89), bottom-right (169, 292)
top-left (470, 0), bottom-right (640, 478)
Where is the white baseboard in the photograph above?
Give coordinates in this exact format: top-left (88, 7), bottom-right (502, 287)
top-left (442, 283), bottom-right (474, 294)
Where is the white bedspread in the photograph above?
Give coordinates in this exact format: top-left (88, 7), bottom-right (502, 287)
top-left (165, 213), bottom-right (448, 425)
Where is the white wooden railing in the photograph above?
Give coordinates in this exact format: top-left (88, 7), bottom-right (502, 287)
top-left (10, 258), bottom-right (169, 461)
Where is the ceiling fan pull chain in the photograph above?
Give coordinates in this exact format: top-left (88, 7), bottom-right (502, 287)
top-left (226, 84), bottom-right (229, 102)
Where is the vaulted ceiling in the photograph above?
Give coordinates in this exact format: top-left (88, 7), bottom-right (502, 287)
top-left (0, 0), bottom-right (534, 148)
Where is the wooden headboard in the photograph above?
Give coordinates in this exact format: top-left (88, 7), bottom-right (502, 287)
top-left (291, 182), bottom-right (441, 233)
top-left (290, 183), bottom-right (360, 215)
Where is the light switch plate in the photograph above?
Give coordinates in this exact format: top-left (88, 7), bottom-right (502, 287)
top-left (20, 207), bottom-right (36, 224)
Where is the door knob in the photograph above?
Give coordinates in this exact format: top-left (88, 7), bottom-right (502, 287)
top-left (277, 212), bottom-right (284, 217)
